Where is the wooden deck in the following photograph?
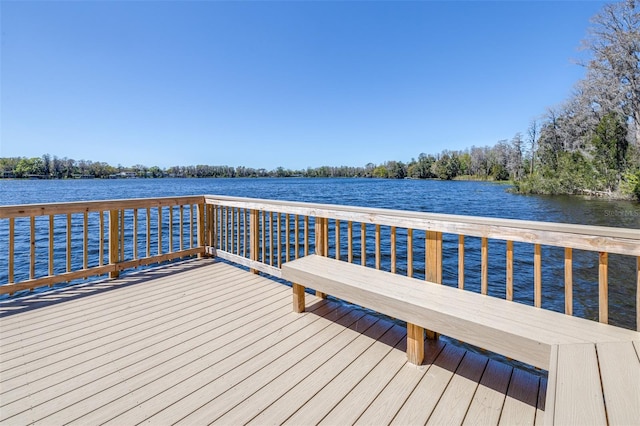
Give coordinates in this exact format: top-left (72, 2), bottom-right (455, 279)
top-left (0, 259), bottom-right (547, 425)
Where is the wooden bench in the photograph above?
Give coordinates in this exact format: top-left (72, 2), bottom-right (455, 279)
top-left (282, 255), bottom-right (640, 424)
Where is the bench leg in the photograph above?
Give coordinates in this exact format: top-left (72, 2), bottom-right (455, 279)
top-left (293, 283), bottom-right (306, 313)
top-left (407, 323), bottom-right (425, 365)
top-left (426, 330), bottom-right (439, 340)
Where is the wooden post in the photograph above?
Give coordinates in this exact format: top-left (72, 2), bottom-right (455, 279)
top-left (49, 215), bottom-right (54, 278)
top-left (565, 248), bottom-right (573, 316)
top-left (426, 231), bottom-right (442, 283)
top-left (506, 240), bottom-right (513, 300)
top-left (8, 217), bottom-right (14, 284)
top-left (599, 251), bottom-right (608, 324)
top-left (425, 231), bottom-right (442, 340)
top-left (636, 257), bottom-right (639, 331)
top-left (30, 216), bottom-right (35, 281)
top-left (293, 283), bottom-right (305, 313)
top-left (250, 209), bottom-right (259, 274)
top-left (407, 323), bottom-right (425, 365)
top-left (315, 216), bottom-right (327, 298)
top-left (481, 237), bottom-right (488, 295)
top-left (458, 235), bottom-right (465, 289)
top-left (534, 244), bottom-right (542, 308)
top-left (109, 210), bottom-right (119, 279)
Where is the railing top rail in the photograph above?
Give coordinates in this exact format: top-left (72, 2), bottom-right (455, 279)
top-left (0, 195), bottom-right (205, 218)
top-left (204, 195), bottom-right (640, 256)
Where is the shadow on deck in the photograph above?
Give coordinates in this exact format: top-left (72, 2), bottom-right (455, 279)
top-left (0, 259), bottom-right (545, 425)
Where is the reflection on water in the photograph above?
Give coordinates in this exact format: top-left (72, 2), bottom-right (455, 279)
top-left (1, 178), bottom-right (638, 328)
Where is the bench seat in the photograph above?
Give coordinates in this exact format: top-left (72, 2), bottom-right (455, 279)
top-left (281, 255), bottom-right (640, 370)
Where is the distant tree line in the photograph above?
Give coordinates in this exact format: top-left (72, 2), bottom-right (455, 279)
top-left (2, 1), bottom-right (638, 201)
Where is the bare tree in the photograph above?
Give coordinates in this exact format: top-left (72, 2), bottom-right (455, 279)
top-left (581, 0), bottom-right (640, 146)
top-left (527, 120), bottom-right (539, 175)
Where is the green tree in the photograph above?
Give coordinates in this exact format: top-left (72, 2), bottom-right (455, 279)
top-left (15, 157), bottom-right (45, 177)
top-left (591, 112), bottom-right (629, 191)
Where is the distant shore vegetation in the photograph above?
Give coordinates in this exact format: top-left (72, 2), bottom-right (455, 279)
top-left (2, 1), bottom-right (639, 201)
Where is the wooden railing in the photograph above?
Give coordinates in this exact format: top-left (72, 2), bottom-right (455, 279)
top-left (204, 195), bottom-right (640, 331)
top-left (0, 196), bottom-right (206, 295)
top-left (2, 195), bottom-right (639, 331)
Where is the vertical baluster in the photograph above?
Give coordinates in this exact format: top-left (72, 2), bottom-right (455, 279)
top-left (83, 211), bottom-right (88, 270)
top-left (237, 208), bottom-right (241, 256)
top-left (120, 209), bottom-right (125, 261)
top-left (304, 216), bottom-right (309, 256)
top-left (197, 202), bottom-right (205, 258)
top-left (169, 206), bottom-right (174, 253)
top-left (347, 221), bottom-right (353, 263)
top-left (390, 226), bottom-right (396, 274)
top-left (99, 211), bottom-right (104, 266)
top-left (243, 209), bottom-right (248, 258)
top-left (179, 205), bottom-right (184, 252)
top-left (375, 224), bottom-right (381, 270)
top-left (506, 240), bottom-right (513, 300)
top-left (109, 210), bottom-right (119, 279)
top-left (534, 244), bottom-right (542, 308)
top-left (224, 206), bottom-right (232, 252)
top-left (277, 213), bottom-right (282, 267)
top-left (599, 251), bottom-right (608, 324)
top-left (30, 216), bottom-right (35, 281)
top-left (261, 210), bottom-right (266, 263)
top-left (190, 204), bottom-right (195, 249)
top-left (157, 207), bottom-right (162, 256)
top-left (323, 217), bottom-right (329, 257)
top-left (361, 222), bottom-right (366, 266)
top-left (269, 212), bottom-right (274, 265)
top-left (565, 248), bottom-right (573, 316)
top-left (335, 219), bottom-right (341, 261)
top-left (229, 207), bottom-right (236, 253)
top-left (216, 206), bottom-right (222, 250)
top-left (458, 235), bottom-right (465, 289)
top-left (250, 209), bottom-right (259, 274)
top-left (481, 237), bottom-right (488, 295)
top-left (286, 214), bottom-right (291, 262)
top-left (9, 217), bottom-right (15, 284)
top-left (146, 208), bottom-right (151, 256)
top-left (407, 229), bottom-right (413, 278)
top-left (49, 215), bottom-right (54, 280)
top-left (294, 215), bottom-right (300, 259)
top-left (133, 208), bottom-right (138, 259)
top-left (67, 214), bottom-right (72, 273)
top-left (636, 256), bottom-right (639, 331)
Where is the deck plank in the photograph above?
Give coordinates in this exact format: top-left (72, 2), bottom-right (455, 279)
top-left (596, 341), bottom-right (640, 425)
top-left (462, 358), bottom-right (513, 426)
top-left (284, 324), bottom-right (407, 425)
top-left (354, 339), bottom-right (446, 426)
top-left (499, 368), bottom-right (541, 425)
top-left (391, 343), bottom-right (467, 425)
top-left (215, 315), bottom-right (392, 425)
top-left (316, 326), bottom-right (409, 425)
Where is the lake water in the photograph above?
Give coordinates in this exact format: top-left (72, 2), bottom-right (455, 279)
top-left (1, 178), bottom-right (639, 328)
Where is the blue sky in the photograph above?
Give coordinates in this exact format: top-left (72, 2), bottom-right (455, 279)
top-left (1, 0), bottom-right (607, 170)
